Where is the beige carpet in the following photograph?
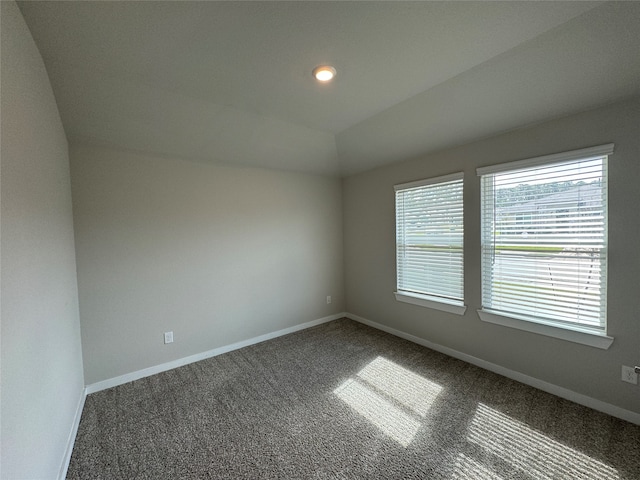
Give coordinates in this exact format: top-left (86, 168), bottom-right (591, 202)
top-left (67, 318), bottom-right (640, 479)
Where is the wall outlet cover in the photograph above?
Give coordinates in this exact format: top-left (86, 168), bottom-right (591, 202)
top-left (621, 365), bottom-right (638, 385)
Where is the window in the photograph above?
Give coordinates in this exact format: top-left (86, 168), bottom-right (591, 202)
top-left (395, 173), bottom-right (466, 315)
top-left (477, 144), bottom-right (613, 348)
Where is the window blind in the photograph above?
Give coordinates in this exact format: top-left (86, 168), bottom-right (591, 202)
top-left (395, 173), bottom-right (464, 305)
top-left (478, 145), bottom-right (611, 333)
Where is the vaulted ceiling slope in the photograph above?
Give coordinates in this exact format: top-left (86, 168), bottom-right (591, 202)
top-left (17, 1), bottom-right (640, 176)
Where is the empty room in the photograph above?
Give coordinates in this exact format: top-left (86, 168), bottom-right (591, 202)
top-left (2, 1), bottom-right (640, 479)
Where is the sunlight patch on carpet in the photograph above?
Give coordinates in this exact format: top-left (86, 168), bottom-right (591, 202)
top-left (453, 452), bottom-right (504, 480)
top-left (467, 403), bottom-right (619, 479)
top-left (357, 356), bottom-right (442, 417)
top-left (334, 378), bottom-right (420, 447)
top-left (334, 356), bottom-right (443, 447)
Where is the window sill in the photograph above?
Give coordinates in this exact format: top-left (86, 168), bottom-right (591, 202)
top-left (394, 292), bottom-right (467, 315)
top-left (477, 309), bottom-right (613, 349)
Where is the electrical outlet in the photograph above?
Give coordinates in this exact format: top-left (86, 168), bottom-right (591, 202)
top-left (326, 295), bottom-right (332, 304)
top-left (164, 331), bottom-right (174, 344)
top-left (621, 365), bottom-right (638, 385)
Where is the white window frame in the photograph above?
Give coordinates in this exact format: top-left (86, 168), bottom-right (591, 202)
top-left (394, 172), bottom-right (466, 315)
top-left (477, 144), bottom-right (614, 349)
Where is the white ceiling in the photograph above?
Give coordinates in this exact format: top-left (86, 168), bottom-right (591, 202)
top-left (17, 1), bottom-right (640, 176)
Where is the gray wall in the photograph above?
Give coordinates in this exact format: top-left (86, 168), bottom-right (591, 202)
top-left (70, 145), bottom-right (344, 385)
top-left (343, 97), bottom-right (640, 414)
top-left (0, 2), bottom-right (85, 478)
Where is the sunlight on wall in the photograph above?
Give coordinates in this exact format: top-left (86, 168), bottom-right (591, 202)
top-left (453, 452), bottom-right (504, 480)
top-left (334, 356), bottom-right (442, 447)
top-left (467, 403), bottom-right (619, 480)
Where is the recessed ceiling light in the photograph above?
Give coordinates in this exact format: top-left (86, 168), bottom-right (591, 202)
top-left (313, 65), bottom-right (336, 82)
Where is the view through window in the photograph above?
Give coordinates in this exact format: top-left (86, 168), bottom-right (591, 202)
top-left (395, 173), bottom-right (465, 313)
top-left (478, 144), bottom-right (612, 337)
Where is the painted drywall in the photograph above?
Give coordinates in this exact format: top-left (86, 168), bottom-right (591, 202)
top-left (70, 145), bottom-right (344, 385)
top-left (0, 2), bottom-right (85, 478)
top-left (343, 97), bottom-right (640, 414)
top-left (336, 2), bottom-right (640, 175)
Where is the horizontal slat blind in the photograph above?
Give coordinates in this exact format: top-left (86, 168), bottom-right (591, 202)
top-left (479, 151), bottom-right (608, 333)
top-left (396, 173), bottom-right (464, 303)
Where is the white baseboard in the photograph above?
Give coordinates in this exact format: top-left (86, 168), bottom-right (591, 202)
top-left (86, 312), bottom-right (346, 395)
top-left (58, 386), bottom-right (87, 480)
top-left (346, 312), bottom-right (640, 426)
